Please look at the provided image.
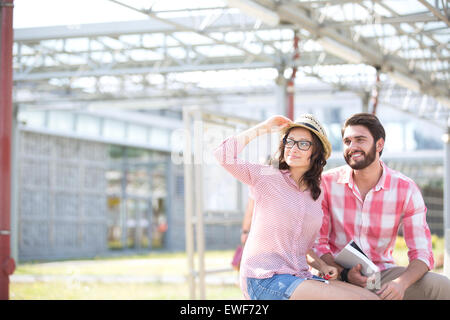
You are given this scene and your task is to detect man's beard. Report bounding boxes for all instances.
[344,143,377,170]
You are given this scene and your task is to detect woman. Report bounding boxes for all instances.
[214,114,379,300]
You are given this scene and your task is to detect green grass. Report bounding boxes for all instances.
[9,236,446,300]
[11,249,242,300]
[10,282,242,300]
[14,250,236,277]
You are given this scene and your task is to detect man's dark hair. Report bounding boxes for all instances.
[341,113,386,156]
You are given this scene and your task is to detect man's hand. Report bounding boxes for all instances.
[347,264,368,287]
[376,279,406,300]
[375,260,428,300]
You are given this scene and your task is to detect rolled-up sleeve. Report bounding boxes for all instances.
[213,136,262,188]
[402,183,434,270]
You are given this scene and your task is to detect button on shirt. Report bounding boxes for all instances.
[315,161,434,271]
[214,137,324,298]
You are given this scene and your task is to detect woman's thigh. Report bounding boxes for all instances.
[290,279,380,300]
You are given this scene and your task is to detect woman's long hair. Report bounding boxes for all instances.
[275,128,327,200]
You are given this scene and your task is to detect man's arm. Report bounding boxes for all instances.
[402,187,434,271]
[377,182,433,299]
[316,180,368,286]
[377,259,428,300]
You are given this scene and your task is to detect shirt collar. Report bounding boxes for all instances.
[338,160,391,191]
[377,161,391,190]
[280,169,305,192]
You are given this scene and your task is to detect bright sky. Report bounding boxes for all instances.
[13,0,226,28]
[14,0,146,28]
[13,0,430,29]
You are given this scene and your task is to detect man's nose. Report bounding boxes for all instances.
[344,144,358,154]
[346,140,358,149]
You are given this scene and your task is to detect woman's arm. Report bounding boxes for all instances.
[307,249,327,271]
[307,249,338,280]
[241,197,254,246]
[213,115,292,186]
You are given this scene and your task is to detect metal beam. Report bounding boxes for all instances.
[12,0,450,123]
[14,18,292,43]
[417,0,450,27]
[107,0,276,64]
[0,0,15,301]
[324,12,438,26]
[14,61,276,81]
[274,1,449,102]
[14,49,358,82]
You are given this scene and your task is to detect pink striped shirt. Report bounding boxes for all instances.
[315,161,434,271]
[214,136,324,298]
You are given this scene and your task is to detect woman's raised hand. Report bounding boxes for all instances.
[235,115,292,147]
[262,115,293,132]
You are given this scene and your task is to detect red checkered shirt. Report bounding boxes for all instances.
[315,161,434,271]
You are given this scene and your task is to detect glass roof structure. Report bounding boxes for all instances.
[12,0,450,126]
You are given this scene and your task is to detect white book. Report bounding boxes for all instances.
[334,240,380,277]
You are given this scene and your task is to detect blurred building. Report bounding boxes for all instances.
[13,95,445,262]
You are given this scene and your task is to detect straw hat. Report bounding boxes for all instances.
[281,114,332,160]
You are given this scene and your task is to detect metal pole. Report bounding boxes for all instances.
[148,163,153,250]
[361,92,370,113]
[443,122,450,278]
[275,73,288,117]
[286,79,295,120]
[164,162,172,249]
[120,147,128,249]
[0,0,15,300]
[371,68,381,115]
[287,31,299,121]
[10,103,18,264]
[193,109,205,299]
[183,107,196,299]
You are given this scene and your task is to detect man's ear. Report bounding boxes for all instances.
[376,138,385,153]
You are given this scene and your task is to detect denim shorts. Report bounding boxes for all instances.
[247,274,328,300]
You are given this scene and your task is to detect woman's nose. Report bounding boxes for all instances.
[291,143,305,153]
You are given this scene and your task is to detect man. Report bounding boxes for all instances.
[316,113,450,300]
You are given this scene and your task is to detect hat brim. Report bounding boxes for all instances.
[281,123,332,160]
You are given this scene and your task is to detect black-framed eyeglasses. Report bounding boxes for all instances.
[283,137,313,151]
